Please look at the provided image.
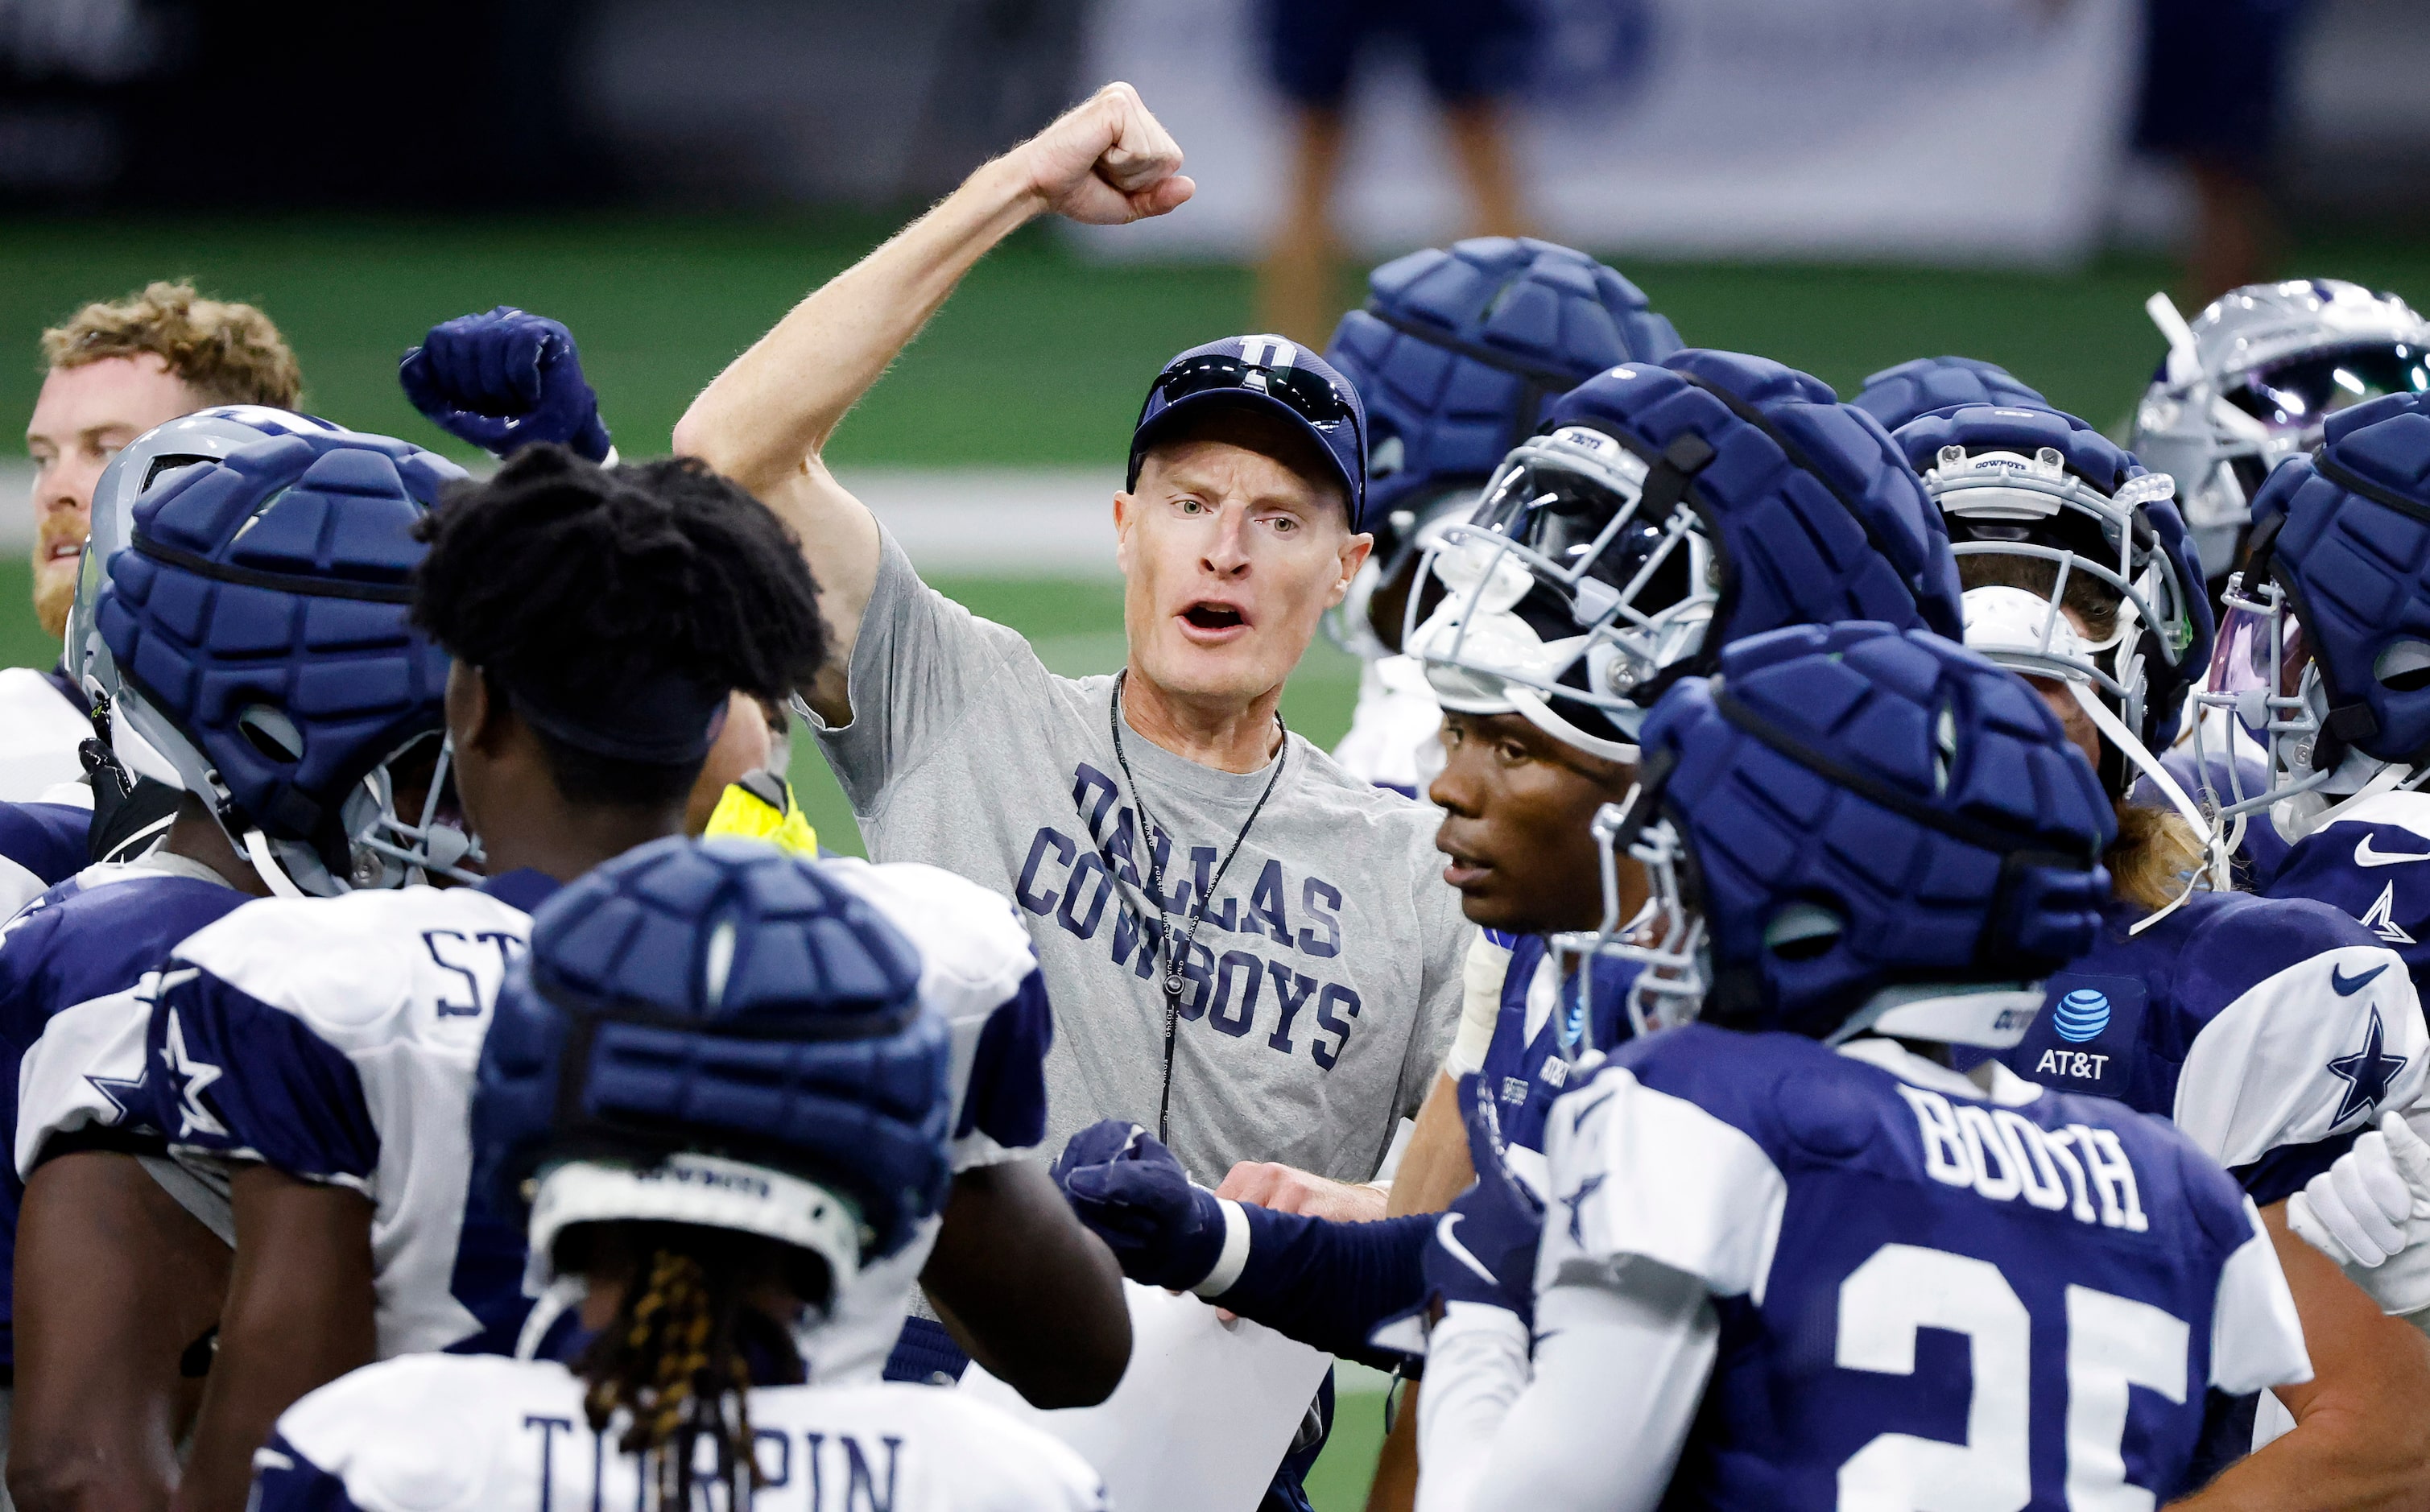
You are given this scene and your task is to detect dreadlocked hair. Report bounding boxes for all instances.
[571,1222,821,1508]
[411,446,827,807]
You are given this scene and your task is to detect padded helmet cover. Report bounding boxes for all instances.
[475,838,953,1259]
[1639,622,2114,1038]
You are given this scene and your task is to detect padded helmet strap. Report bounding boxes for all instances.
[129,530,419,604]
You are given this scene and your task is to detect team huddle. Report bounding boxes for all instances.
[7,80,2430,1512]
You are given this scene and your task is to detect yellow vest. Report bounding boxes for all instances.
[701,771,819,856]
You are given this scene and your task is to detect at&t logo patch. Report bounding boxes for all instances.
[2053,988,2110,1043]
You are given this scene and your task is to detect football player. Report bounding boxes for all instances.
[1414,623,2313,1512]
[1320,237,1681,797]
[148,445,1124,1512]
[1859,354,2286,886]
[2206,391,2430,980]
[1051,348,1964,1497]
[13,284,304,804]
[247,838,1104,1511]
[1870,386,2430,1488]
[398,306,814,853]
[3,412,469,1512]
[2135,279,2430,589]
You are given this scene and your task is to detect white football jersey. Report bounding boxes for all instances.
[0,667,89,805]
[1329,655,1443,799]
[786,859,1049,1382]
[256,1353,1105,1512]
[514,859,1055,1384]
[147,857,1049,1371]
[150,876,543,1358]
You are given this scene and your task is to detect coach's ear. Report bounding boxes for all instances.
[1113,490,1137,578]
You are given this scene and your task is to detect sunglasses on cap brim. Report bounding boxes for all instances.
[1150,354,1360,434]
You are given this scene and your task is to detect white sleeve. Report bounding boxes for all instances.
[1418,1265,1719,1512]
[1540,1068,1787,1300]
[1444,932,1515,1078]
[2210,1199,2314,1395]
[14,980,152,1177]
[2176,944,2428,1169]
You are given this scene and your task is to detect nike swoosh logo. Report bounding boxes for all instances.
[1436,1212,1498,1287]
[2355,835,2430,868]
[2334,962,2392,996]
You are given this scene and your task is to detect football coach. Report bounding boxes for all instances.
[676,83,1466,1232]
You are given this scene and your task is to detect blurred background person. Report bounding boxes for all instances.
[2135,0,2318,303]
[1253,0,1540,345]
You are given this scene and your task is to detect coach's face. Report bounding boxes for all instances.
[23,355,200,639]
[1114,437,1370,708]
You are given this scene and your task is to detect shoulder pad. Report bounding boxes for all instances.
[827,858,1036,1021]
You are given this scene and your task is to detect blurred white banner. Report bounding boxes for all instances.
[1074,0,2139,267]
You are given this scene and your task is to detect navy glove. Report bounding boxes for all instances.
[399,306,612,461]
[1421,1073,1547,1326]
[1052,1119,1229,1291]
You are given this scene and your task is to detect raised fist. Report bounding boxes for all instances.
[1017,82,1194,228]
[399,306,613,462]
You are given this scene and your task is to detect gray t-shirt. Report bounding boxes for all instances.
[817,527,1469,1184]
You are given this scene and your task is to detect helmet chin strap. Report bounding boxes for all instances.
[242,828,310,899]
[1502,684,1640,765]
[2062,681,2228,936]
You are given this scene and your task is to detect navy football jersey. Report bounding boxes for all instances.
[2001,891,2425,1204]
[1471,932,1638,1193]
[0,800,91,920]
[0,855,247,1368]
[2267,790,2430,991]
[1541,1027,2309,1511]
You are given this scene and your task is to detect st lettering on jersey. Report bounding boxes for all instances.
[2011,973,2148,1098]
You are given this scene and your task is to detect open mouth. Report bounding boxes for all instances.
[1183,602,1245,630]
[1436,836,1492,890]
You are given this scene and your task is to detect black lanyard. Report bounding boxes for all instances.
[1106,670,1288,1144]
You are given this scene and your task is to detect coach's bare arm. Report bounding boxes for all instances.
[673,82,1193,721]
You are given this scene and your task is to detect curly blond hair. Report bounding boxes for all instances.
[39,280,300,408]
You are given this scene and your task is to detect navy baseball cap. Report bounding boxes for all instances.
[1129,335,1370,532]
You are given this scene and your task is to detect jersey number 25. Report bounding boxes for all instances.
[1838,1242,2190,1511]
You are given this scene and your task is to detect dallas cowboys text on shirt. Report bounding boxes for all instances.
[1016,763,1365,1069]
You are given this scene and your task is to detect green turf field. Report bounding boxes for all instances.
[6,217,2428,469]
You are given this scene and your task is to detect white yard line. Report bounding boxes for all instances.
[0,463,1124,579]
